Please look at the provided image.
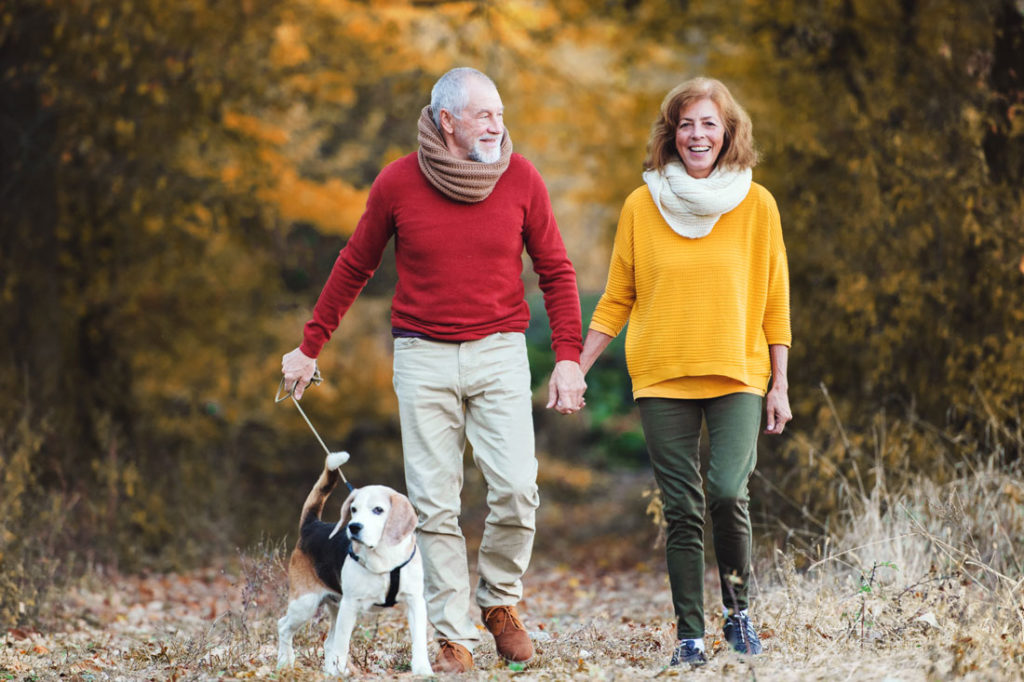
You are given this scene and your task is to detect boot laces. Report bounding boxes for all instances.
[485,605,524,634]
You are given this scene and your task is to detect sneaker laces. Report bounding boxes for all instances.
[485,605,524,634]
[727,613,758,643]
[670,639,705,665]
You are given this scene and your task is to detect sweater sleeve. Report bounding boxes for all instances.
[522,163,582,363]
[299,174,395,358]
[589,193,637,338]
[762,192,792,347]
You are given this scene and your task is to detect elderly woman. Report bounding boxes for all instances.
[580,77,792,666]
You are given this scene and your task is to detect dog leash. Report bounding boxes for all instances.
[276,369,354,493]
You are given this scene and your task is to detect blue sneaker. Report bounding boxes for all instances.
[723,612,762,654]
[670,639,707,666]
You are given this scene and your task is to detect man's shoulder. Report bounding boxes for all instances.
[370,153,421,195]
[376,151,420,184]
[508,152,534,168]
[507,153,543,180]
[494,153,547,199]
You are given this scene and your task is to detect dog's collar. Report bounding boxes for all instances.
[346,544,417,608]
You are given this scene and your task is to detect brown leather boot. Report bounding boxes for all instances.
[482,604,534,662]
[434,639,473,673]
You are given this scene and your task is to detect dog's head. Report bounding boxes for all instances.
[330,485,417,549]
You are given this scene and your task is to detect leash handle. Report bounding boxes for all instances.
[275,367,323,403]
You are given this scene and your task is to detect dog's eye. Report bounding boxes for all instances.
[350,507,357,514]
[372,506,384,515]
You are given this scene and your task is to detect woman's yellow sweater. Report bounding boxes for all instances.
[589,182,791,398]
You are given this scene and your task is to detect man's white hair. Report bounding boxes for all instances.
[430,67,497,130]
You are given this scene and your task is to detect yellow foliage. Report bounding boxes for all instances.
[286,72,356,106]
[222,110,290,146]
[381,144,406,166]
[271,22,310,67]
[220,161,241,185]
[501,0,560,32]
[260,166,368,235]
[6,0,1023,574]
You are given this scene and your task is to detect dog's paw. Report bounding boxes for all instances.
[276,648,295,669]
[411,662,433,675]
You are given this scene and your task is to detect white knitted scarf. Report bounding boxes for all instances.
[642,162,752,239]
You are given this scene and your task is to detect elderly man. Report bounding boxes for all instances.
[281,67,585,673]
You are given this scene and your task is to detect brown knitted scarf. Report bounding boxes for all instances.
[416,105,512,203]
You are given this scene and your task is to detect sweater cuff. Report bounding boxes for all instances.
[554,345,581,364]
[588,320,623,338]
[764,331,792,347]
[299,340,323,360]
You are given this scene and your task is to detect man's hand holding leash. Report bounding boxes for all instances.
[282,347,318,400]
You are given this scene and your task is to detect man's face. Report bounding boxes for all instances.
[443,78,504,163]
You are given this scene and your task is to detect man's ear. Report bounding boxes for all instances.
[439,109,456,135]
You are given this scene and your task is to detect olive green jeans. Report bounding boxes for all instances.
[638,393,761,640]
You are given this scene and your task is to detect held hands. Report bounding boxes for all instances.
[282,347,318,400]
[764,384,792,434]
[546,360,587,415]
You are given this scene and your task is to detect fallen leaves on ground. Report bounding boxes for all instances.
[0,552,991,681]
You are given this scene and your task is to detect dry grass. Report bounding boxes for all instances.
[4,402,1024,681]
[4,457,1023,681]
[755,455,1024,681]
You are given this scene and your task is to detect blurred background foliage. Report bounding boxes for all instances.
[1,0,1022,626]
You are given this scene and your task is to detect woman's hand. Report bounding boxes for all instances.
[764,384,792,434]
[764,344,791,434]
[546,360,587,414]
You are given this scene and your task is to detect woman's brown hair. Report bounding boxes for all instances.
[644,77,758,173]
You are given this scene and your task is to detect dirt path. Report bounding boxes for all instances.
[1,554,966,681]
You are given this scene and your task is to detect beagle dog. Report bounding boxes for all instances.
[276,452,431,676]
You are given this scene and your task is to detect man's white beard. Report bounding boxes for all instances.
[469,142,501,164]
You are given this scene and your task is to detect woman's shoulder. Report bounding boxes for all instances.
[747,181,777,204]
[623,184,655,209]
[736,181,780,219]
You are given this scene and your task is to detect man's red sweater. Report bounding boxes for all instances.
[300,152,582,363]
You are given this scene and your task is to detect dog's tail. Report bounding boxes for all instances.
[298,451,351,532]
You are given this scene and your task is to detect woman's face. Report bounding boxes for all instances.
[674,98,725,179]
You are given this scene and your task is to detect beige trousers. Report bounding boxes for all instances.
[392,332,539,650]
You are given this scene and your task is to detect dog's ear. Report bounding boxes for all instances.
[329,488,357,540]
[381,492,418,546]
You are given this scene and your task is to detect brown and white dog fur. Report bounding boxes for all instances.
[276,452,431,675]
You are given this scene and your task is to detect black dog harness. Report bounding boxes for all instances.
[347,545,418,608]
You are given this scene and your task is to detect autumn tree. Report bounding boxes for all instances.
[3,0,1022,621]
[0,1,299,617]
